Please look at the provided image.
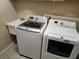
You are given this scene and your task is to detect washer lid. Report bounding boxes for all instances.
[20,21,45,29]
[16,15,47,33]
[17,20,45,33]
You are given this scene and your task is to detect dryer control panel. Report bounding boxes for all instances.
[49,19,76,29]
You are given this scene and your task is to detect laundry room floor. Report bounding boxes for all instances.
[0,42,29,59]
[0,42,79,59]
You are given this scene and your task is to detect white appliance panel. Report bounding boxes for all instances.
[16,29,42,59]
[42,34,79,59]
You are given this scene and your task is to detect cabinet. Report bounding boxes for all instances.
[6,19,27,43]
[6,19,26,35]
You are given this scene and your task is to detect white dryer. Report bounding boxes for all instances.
[42,19,79,59]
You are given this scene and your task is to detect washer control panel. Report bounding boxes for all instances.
[27,15,47,23]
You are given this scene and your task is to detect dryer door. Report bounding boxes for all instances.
[45,33,76,58]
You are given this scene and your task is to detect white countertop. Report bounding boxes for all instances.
[6,19,27,27]
[6,19,27,35]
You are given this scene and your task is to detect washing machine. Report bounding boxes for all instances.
[42,19,79,59]
[16,15,47,59]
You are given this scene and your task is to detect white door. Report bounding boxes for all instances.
[42,33,78,59]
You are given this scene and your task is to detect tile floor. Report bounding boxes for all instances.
[0,42,79,59]
[0,43,29,59]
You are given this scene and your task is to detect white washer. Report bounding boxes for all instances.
[42,19,79,59]
[16,15,47,59]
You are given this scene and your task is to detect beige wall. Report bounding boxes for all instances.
[15,0,79,18]
[0,0,16,53]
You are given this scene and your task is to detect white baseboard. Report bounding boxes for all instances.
[0,42,13,57]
